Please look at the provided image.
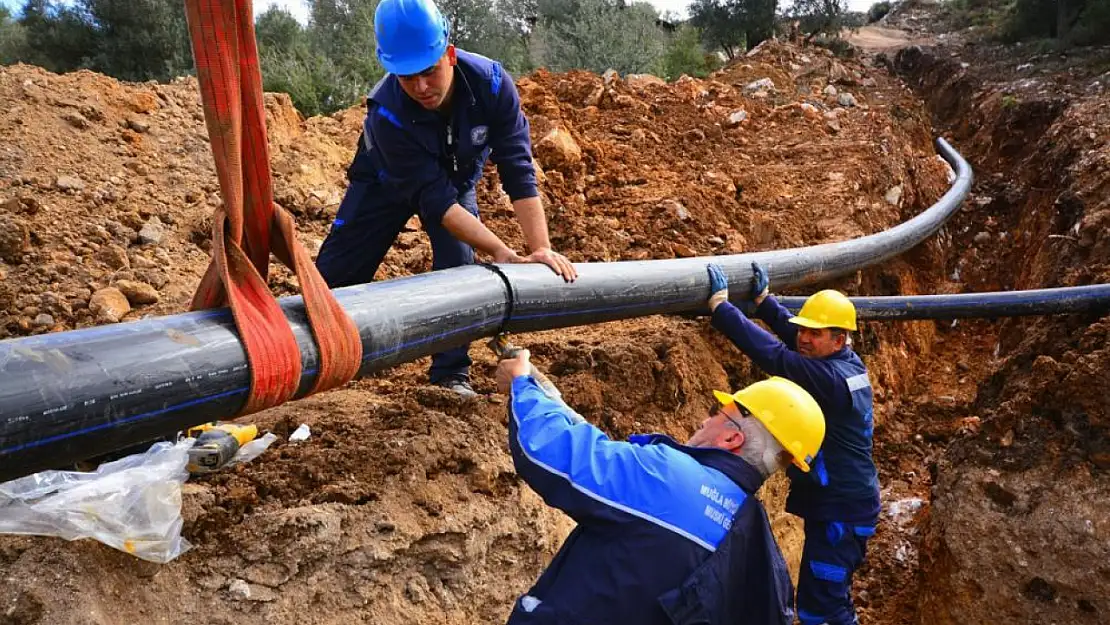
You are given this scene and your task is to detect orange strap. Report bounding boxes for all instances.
[184,0,362,415]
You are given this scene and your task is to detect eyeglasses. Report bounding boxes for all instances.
[710,401,752,431]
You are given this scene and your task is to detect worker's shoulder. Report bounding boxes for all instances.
[455,49,511,96]
[455,48,503,77]
[365,76,408,128]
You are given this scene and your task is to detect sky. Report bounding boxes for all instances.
[4,0,878,22]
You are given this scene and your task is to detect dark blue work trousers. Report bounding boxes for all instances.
[315,182,478,384]
[797,519,874,625]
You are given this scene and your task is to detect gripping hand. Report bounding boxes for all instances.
[707,264,729,312]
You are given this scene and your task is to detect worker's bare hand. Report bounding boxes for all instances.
[496,350,531,394]
[524,248,578,283]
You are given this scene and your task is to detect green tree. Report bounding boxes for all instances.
[786,0,848,41]
[663,23,714,80]
[0,6,30,65]
[256,5,366,116]
[866,1,891,22]
[81,0,193,81]
[19,0,96,72]
[688,0,776,57]
[531,0,667,74]
[1005,0,1110,44]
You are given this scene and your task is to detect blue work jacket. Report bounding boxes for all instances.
[346,49,538,225]
[712,298,881,524]
[506,375,795,625]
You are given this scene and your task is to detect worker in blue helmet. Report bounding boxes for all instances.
[315,0,578,397]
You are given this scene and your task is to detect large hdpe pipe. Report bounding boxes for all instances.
[0,137,976,481]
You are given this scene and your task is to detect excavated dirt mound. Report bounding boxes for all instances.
[0,39,957,624]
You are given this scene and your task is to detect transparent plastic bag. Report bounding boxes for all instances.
[0,439,193,563]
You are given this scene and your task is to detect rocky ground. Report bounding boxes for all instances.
[1,8,1107,623]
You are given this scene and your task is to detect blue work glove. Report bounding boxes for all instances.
[750,261,770,301]
[707,264,729,311]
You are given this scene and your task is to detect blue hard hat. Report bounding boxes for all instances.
[375,0,450,76]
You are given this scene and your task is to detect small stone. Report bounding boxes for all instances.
[115,280,160,306]
[535,127,582,171]
[98,244,131,270]
[90,287,131,323]
[33,313,54,327]
[134,269,169,290]
[672,243,697,258]
[885,185,903,206]
[708,236,725,246]
[62,112,90,129]
[744,78,776,94]
[725,109,748,128]
[228,579,251,600]
[684,128,706,142]
[661,200,690,221]
[55,175,86,192]
[837,93,858,108]
[626,73,665,89]
[138,217,167,246]
[126,118,150,133]
[602,68,620,87]
[824,84,838,97]
[973,231,990,244]
[0,215,30,263]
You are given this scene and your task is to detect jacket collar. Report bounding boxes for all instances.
[629,434,767,495]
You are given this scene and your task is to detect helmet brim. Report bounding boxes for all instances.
[377,43,448,77]
[788,315,856,331]
[712,390,735,406]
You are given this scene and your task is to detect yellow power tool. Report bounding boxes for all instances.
[185,422,258,474]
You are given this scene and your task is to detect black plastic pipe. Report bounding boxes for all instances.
[776,284,1110,320]
[0,137,977,481]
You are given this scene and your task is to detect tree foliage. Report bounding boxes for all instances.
[1,0,706,115]
[0,6,29,65]
[784,0,848,41]
[1005,0,1110,45]
[530,0,668,74]
[662,23,717,80]
[867,1,891,22]
[688,0,777,58]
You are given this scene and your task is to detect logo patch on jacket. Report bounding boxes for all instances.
[471,125,489,146]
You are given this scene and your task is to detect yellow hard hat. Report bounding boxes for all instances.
[712,377,825,472]
[789,289,857,331]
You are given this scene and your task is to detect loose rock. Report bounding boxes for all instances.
[89,287,131,323]
[55,175,86,192]
[535,128,581,171]
[115,280,160,306]
[138,217,167,246]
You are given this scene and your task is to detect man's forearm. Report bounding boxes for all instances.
[441,204,515,261]
[512,195,552,252]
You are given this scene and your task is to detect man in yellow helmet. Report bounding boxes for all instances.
[705,262,880,625]
[495,350,825,625]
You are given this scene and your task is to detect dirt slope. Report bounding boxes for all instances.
[887,26,1110,625]
[0,40,954,625]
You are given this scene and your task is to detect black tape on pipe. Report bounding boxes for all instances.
[0,138,972,482]
[776,284,1110,320]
